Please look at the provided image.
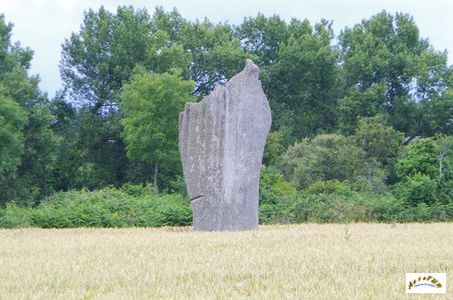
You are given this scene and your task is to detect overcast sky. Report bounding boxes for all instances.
[1,0,452,97]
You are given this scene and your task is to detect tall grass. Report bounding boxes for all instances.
[0,223,451,299]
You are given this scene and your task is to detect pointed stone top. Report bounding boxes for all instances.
[244,59,259,78]
[227,60,260,89]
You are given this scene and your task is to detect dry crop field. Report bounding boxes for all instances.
[0,223,451,299]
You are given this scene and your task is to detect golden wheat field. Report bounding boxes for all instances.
[0,223,451,299]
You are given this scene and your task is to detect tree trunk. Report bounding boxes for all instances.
[153,162,159,194]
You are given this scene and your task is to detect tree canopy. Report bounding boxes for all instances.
[121,69,194,191]
[0,8,451,223]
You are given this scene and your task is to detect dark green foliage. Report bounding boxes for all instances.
[395,137,439,178]
[354,115,404,166]
[393,174,438,206]
[337,11,452,136]
[60,6,154,109]
[178,19,253,96]
[292,181,372,223]
[290,180,450,223]
[0,14,59,206]
[58,6,157,192]
[279,134,367,189]
[0,203,33,228]
[259,166,296,224]
[236,14,289,66]
[263,128,294,166]
[1,180,449,228]
[265,20,339,139]
[392,136,452,210]
[0,186,192,228]
[0,9,451,225]
[0,88,27,173]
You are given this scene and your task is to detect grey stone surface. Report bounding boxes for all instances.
[179,59,271,231]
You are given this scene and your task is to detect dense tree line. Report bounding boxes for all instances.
[0,7,451,223]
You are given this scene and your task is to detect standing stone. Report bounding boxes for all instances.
[179,59,271,231]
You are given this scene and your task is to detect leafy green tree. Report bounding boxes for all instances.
[59,6,249,191]
[354,115,404,166]
[149,8,253,96]
[121,69,194,192]
[279,134,366,189]
[48,98,80,191]
[395,137,439,179]
[338,11,452,136]
[413,49,452,136]
[0,88,27,173]
[60,6,154,110]
[147,8,192,77]
[59,6,179,190]
[393,136,452,207]
[151,7,186,45]
[437,137,453,183]
[0,15,58,206]
[236,14,289,66]
[393,173,438,206]
[178,19,253,96]
[17,96,59,203]
[265,20,339,140]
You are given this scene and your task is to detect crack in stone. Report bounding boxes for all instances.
[190,195,204,202]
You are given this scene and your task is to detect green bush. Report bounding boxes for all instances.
[395,138,439,179]
[391,201,453,222]
[1,178,450,228]
[365,195,405,222]
[0,203,33,228]
[354,115,404,165]
[279,134,370,189]
[429,201,453,221]
[259,166,296,224]
[0,186,192,228]
[292,180,370,223]
[392,173,438,206]
[121,183,154,197]
[290,180,419,223]
[135,194,192,227]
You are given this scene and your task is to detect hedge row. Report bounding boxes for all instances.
[0,181,451,228]
[0,185,191,228]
